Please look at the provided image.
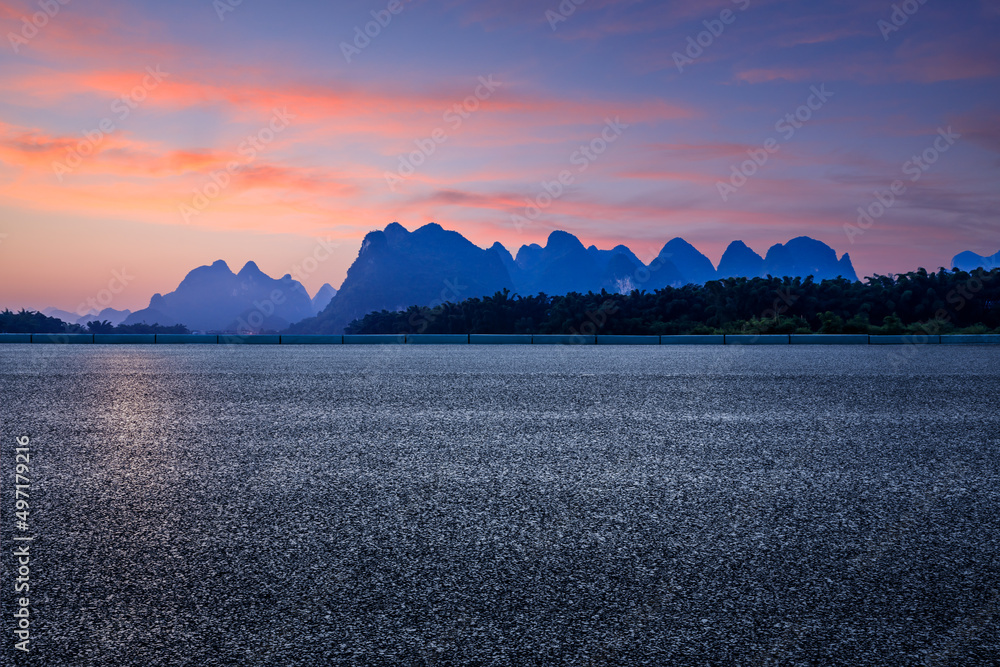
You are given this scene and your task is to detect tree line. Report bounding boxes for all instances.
[0,310,190,334]
[346,268,1000,336]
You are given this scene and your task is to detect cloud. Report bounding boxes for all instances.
[733,20,1000,85]
[951,109,1000,155]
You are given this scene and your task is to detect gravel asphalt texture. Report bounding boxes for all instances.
[1,345,999,666]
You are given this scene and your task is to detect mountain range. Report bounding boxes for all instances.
[63,225,993,335]
[289,223,514,335]
[42,307,132,327]
[291,223,860,334]
[122,261,334,332]
[952,249,1000,272]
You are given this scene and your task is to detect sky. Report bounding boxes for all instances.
[0,0,998,313]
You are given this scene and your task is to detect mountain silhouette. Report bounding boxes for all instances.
[582,244,650,292]
[588,244,643,271]
[124,260,314,332]
[42,307,132,327]
[289,222,514,334]
[287,225,866,332]
[512,231,602,296]
[600,252,643,293]
[657,238,717,285]
[491,242,518,277]
[762,237,858,281]
[310,283,337,314]
[114,225,866,335]
[952,249,1000,272]
[90,307,132,326]
[717,241,765,279]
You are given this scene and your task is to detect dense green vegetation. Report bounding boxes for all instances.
[0,310,190,334]
[82,321,191,334]
[346,268,1000,336]
[0,309,70,333]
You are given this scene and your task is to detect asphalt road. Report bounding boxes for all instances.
[1,346,998,665]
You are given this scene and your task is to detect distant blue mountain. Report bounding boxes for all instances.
[600,252,644,293]
[657,238,718,285]
[124,260,314,332]
[588,244,643,271]
[763,237,858,282]
[40,307,81,324]
[952,249,1000,272]
[310,283,337,314]
[717,241,764,279]
[715,237,856,281]
[512,231,602,296]
[289,222,514,334]
[587,244,678,292]
[491,242,518,277]
[115,224,864,334]
[42,307,132,326]
[285,225,866,332]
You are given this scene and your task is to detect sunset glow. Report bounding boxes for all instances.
[1,0,998,311]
